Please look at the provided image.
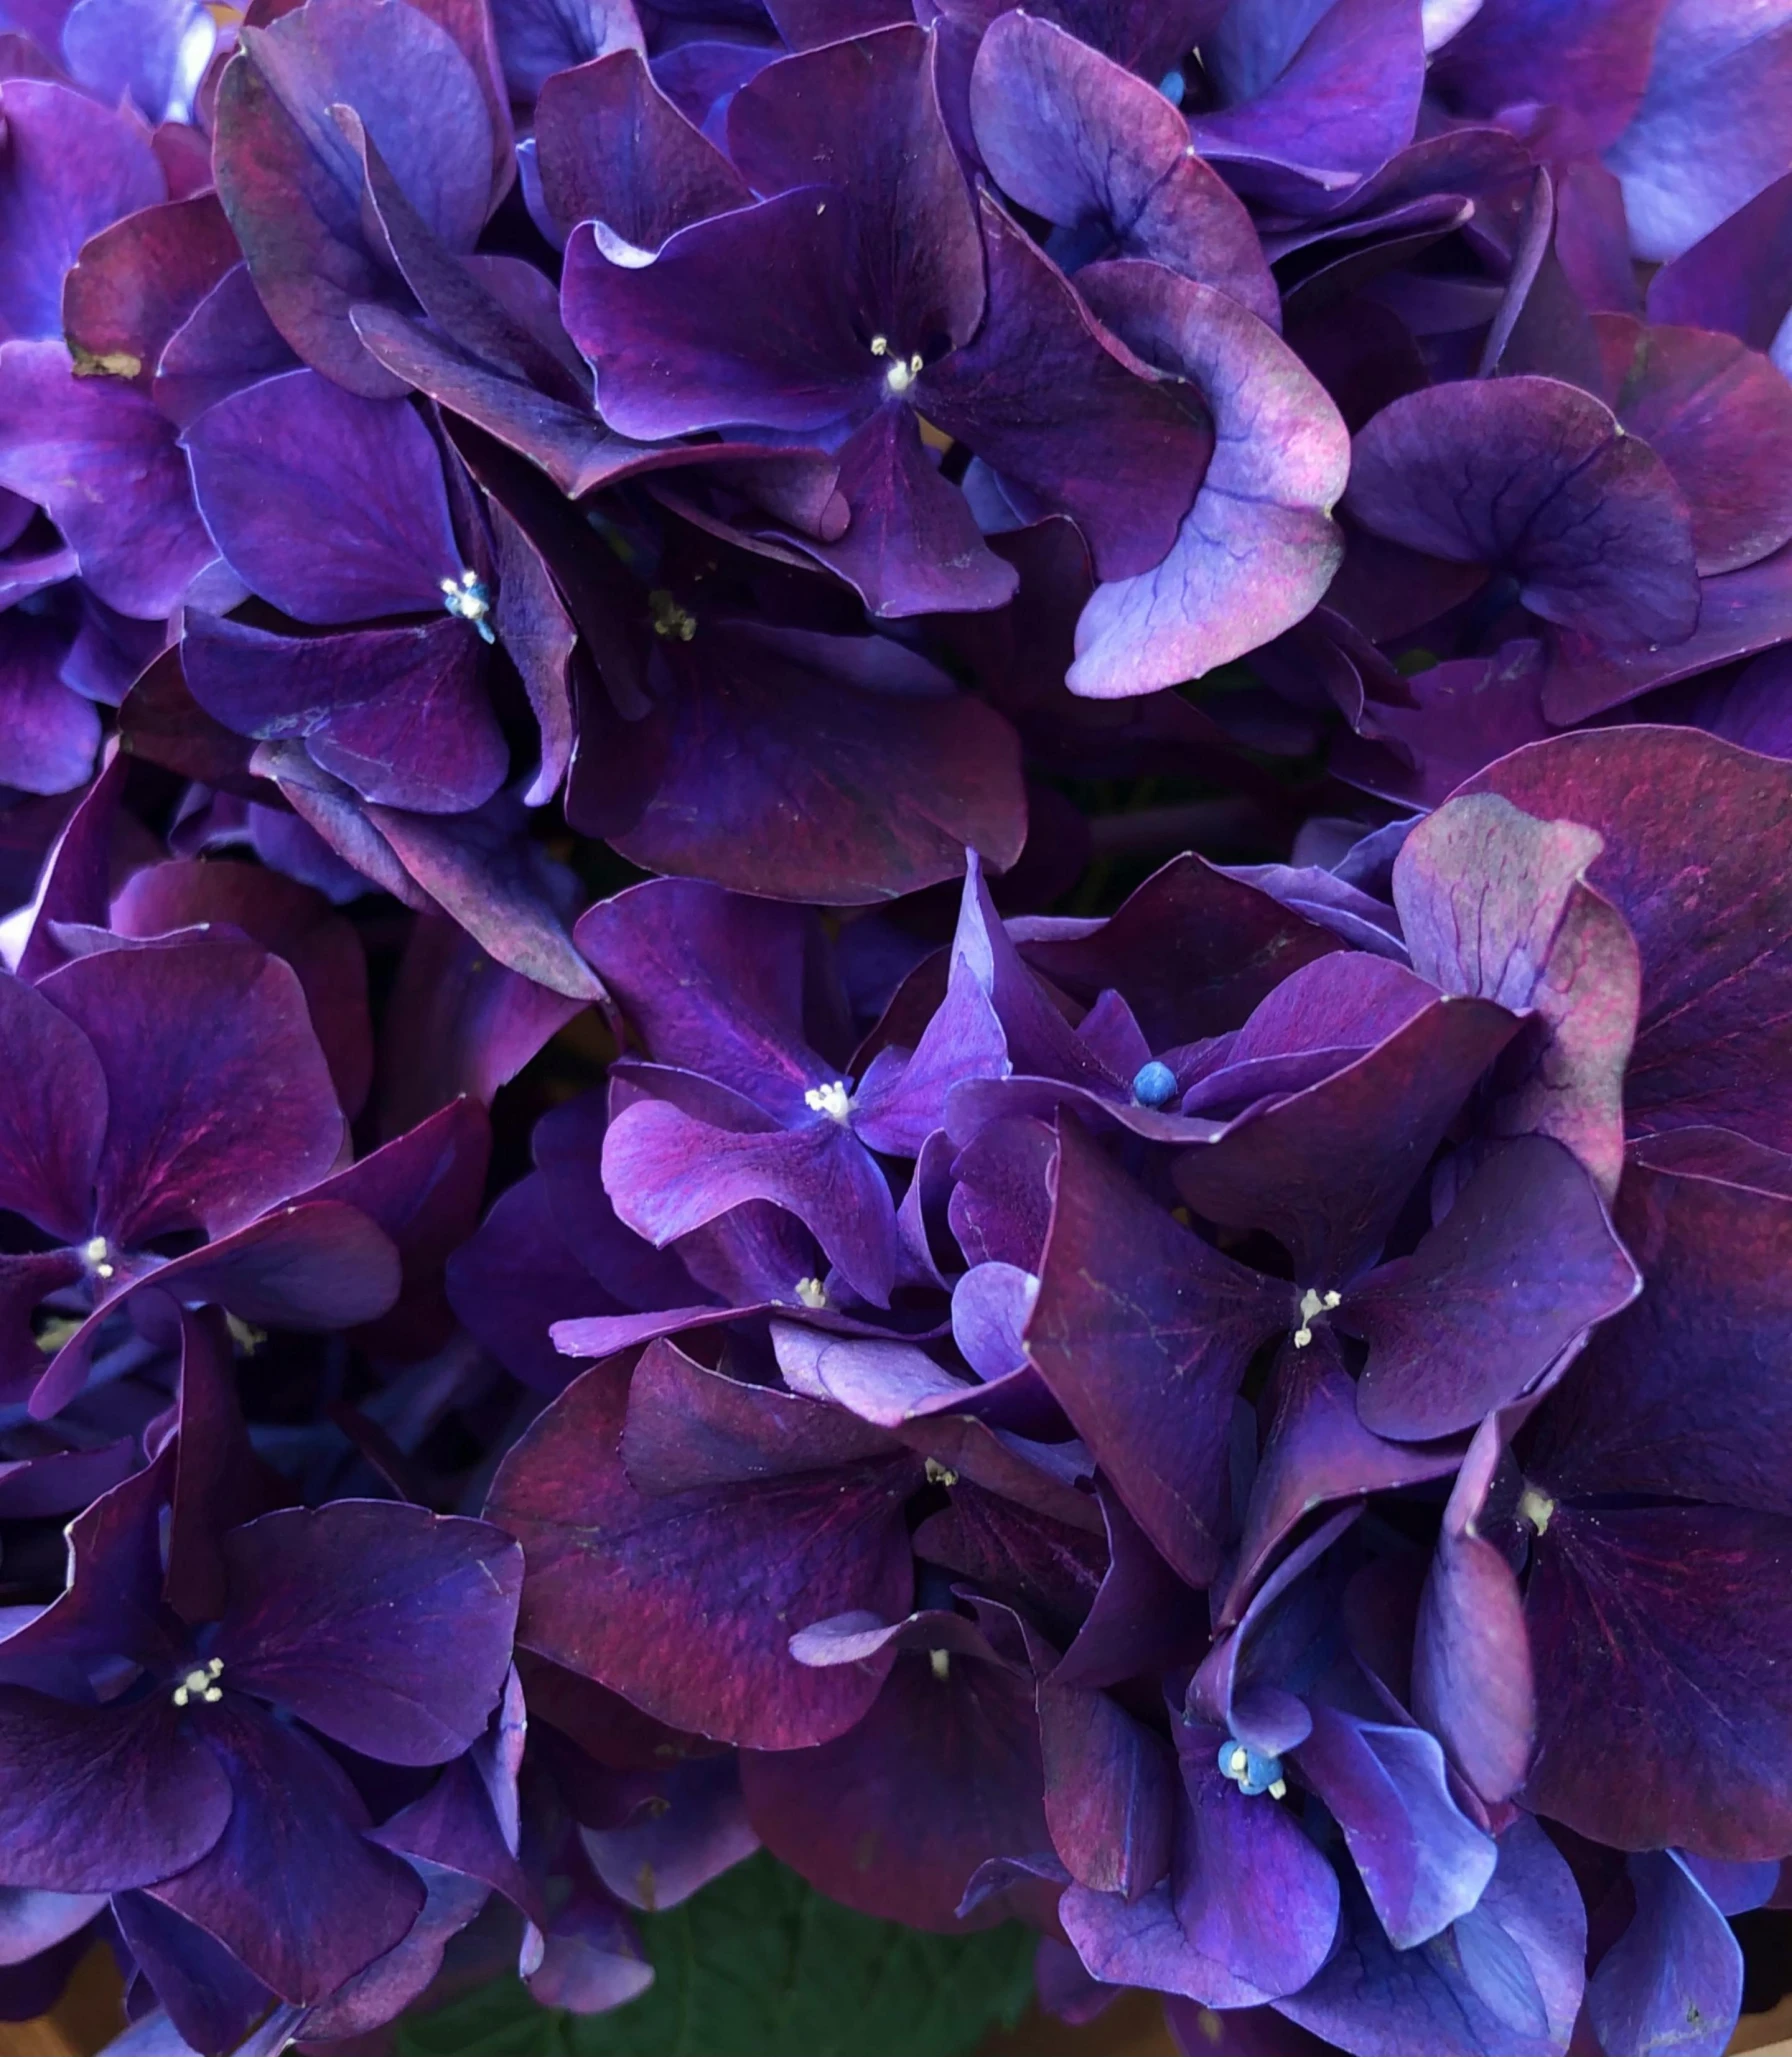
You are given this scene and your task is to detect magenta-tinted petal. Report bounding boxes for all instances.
[1295,1704,1496,1951]
[485,1354,918,1748]
[1462,729,1792,1151]
[1427,0,1663,156]
[1026,1119,1285,1588]
[1065,262,1349,696]
[182,368,464,625]
[563,189,872,437]
[922,203,1209,584]
[149,1702,424,2004]
[0,971,105,1243]
[0,78,163,344]
[1523,1502,1792,1859]
[213,1501,520,1766]
[535,48,745,249]
[603,1099,898,1307]
[1597,315,1792,576]
[1172,994,1522,1284]
[743,1645,1048,1932]
[1346,377,1701,646]
[1349,1138,1638,1441]
[1413,1420,1536,1807]
[969,15,1276,324]
[0,339,212,617]
[1040,1679,1175,1901]
[37,936,343,1244]
[61,194,239,389]
[1587,1851,1741,2057]
[1647,168,1792,365]
[1276,1814,1584,2057]
[1524,1160,1792,1514]
[1393,791,1640,1198]
[0,1691,232,1892]
[136,1200,402,1331]
[1607,0,1792,262]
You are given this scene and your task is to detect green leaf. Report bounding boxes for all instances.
[396,1854,1038,2057]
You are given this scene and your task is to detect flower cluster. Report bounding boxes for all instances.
[2,0,1792,2048]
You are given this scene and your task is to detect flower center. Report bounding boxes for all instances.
[803,1080,854,1124]
[869,335,924,397]
[440,569,495,644]
[1518,1485,1555,1536]
[649,589,697,641]
[1292,1287,1341,1349]
[172,1658,223,1707]
[82,1235,115,1282]
[794,1277,829,1311]
[1131,1060,1178,1109]
[1217,1737,1286,1800]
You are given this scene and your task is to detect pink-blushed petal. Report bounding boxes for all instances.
[181,367,464,625]
[1346,376,1701,647]
[0,78,163,344]
[213,1501,521,1766]
[1066,261,1350,697]
[0,339,213,617]
[36,935,344,1245]
[60,193,239,387]
[484,1351,920,1749]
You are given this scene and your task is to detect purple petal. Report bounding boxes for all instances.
[1524,1159,1792,1514]
[113,1890,274,2057]
[1606,0,1792,262]
[1413,1419,1537,1807]
[580,1754,758,1912]
[742,1645,1048,1931]
[212,1501,520,1766]
[1587,1851,1741,2057]
[153,261,302,430]
[290,1858,492,2043]
[921,202,1212,584]
[1171,991,1522,1284]
[602,1098,899,1306]
[1026,1118,1285,1587]
[947,1112,1058,1272]
[1040,1678,1176,1900]
[182,367,464,625]
[1462,729,1792,1151]
[1427,0,1660,157]
[37,936,344,1244]
[1393,791,1640,1198]
[0,970,105,1243]
[490,0,641,102]
[969,13,1277,325]
[535,48,746,248]
[484,1353,918,1748]
[1276,1814,1584,2057]
[1346,376,1701,646]
[0,1691,232,1892]
[1295,1703,1496,1951]
[149,1703,425,2003]
[563,188,874,437]
[1647,168,1792,366]
[1065,261,1350,696]
[1523,1501,1792,1858]
[1349,1137,1638,1441]
[0,78,163,344]
[0,339,213,617]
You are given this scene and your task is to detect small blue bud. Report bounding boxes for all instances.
[1132,1060,1178,1108]
[1216,1738,1285,1797]
[1158,69,1185,105]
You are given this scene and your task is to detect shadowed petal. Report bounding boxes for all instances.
[1587,1851,1741,2057]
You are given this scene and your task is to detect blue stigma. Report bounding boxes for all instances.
[1132,1059,1179,1108]
[1158,69,1185,105]
[1216,1738,1284,1797]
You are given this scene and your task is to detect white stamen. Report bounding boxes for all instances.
[649,588,696,641]
[804,1080,853,1124]
[795,1277,828,1311]
[869,335,889,356]
[1267,1778,1287,1801]
[883,352,924,397]
[1292,1286,1341,1348]
[929,1649,951,1681]
[924,1458,959,1487]
[83,1237,108,1264]
[1518,1486,1555,1537]
[1228,1746,1248,1775]
[172,1658,224,1707]
[441,569,496,644]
